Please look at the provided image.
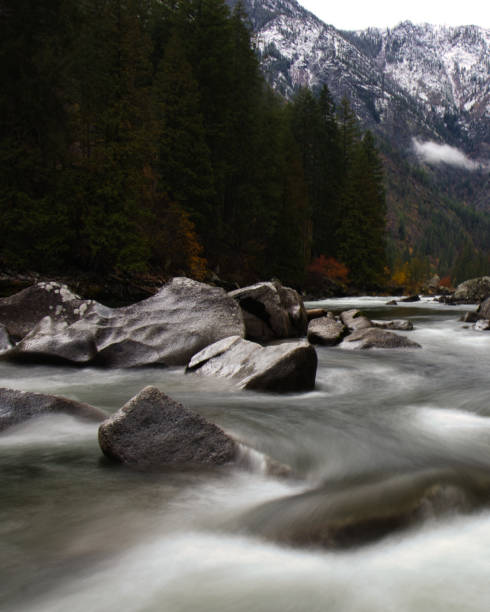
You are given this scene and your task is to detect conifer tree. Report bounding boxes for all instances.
[154,31,214,242]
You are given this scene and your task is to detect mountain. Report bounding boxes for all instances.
[228,0,489,157]
[227,0,490,280]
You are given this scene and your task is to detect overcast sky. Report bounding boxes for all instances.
[298,1,490,30]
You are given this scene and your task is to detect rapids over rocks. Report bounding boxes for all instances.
[1,296,490,612]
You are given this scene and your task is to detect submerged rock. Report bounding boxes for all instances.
[237,468,490,549]
[5,278,244,367]
[371,319,414,331]
[187,336,317,392]
[98,386,238,469]
[0,387,107,432]
[229,281,307,342]
[307,316,346,346]
[400,295,421,303]
[342,328,421,349]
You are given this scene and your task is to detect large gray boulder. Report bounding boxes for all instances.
[237,468,490,549]
[98,386,238,469]
[342,328,421,349]
[0,387,108,432]
[5,278,245,367]
[307,316,346,346]
[0,281,93,341]
[453,277,490,303]
[187,336,317,392]
[229,281,307,342]
[340,309,372,332]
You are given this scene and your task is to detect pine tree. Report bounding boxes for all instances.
[154,31,214,241]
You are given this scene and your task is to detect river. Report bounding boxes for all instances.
[1,296,489,612]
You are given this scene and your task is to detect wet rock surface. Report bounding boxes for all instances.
[5,278,245,367]
[342,327,421,349]
[340,309,372,332]
[98,386,238,469]
[307,316,347,346]
[0,387,107,432]
[229,282,307,342]
[187,336,317,392]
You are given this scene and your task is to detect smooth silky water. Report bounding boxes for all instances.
[1,297,490,611]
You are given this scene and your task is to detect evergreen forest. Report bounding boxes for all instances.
[0,0,391,292]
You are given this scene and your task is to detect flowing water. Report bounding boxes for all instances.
[1,297,490,611]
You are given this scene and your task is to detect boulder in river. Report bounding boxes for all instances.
[453,277,490,303]
[187,336,317,392]
[340,309,372,332]
[342,328,421,350]
[228,281,307,342]
[307,316,347,346]
[0,387,108,432]
[5,278,245,367]
[0,281,94,341]
[98,386,238,469]
[400,295,421,303]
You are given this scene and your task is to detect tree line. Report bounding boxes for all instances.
[0,0,388,291]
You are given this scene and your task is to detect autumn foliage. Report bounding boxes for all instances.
[306,255,349,290]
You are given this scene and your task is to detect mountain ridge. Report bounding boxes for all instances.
[227,0,490,280]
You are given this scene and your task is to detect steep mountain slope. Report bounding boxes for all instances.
[227,0,490,279]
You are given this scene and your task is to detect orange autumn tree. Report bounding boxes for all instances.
[306,255,349,291]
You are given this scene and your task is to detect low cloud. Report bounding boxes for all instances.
[412,138,480,170]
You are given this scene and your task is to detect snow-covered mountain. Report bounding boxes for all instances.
[228,0,489,159]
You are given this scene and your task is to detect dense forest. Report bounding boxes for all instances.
[0,0,391,292]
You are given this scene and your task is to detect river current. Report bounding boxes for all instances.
[1,297,489,611]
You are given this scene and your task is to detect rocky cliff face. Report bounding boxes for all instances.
[228,0,489,160]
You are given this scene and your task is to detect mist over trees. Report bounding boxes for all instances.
[1,0,390,291]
